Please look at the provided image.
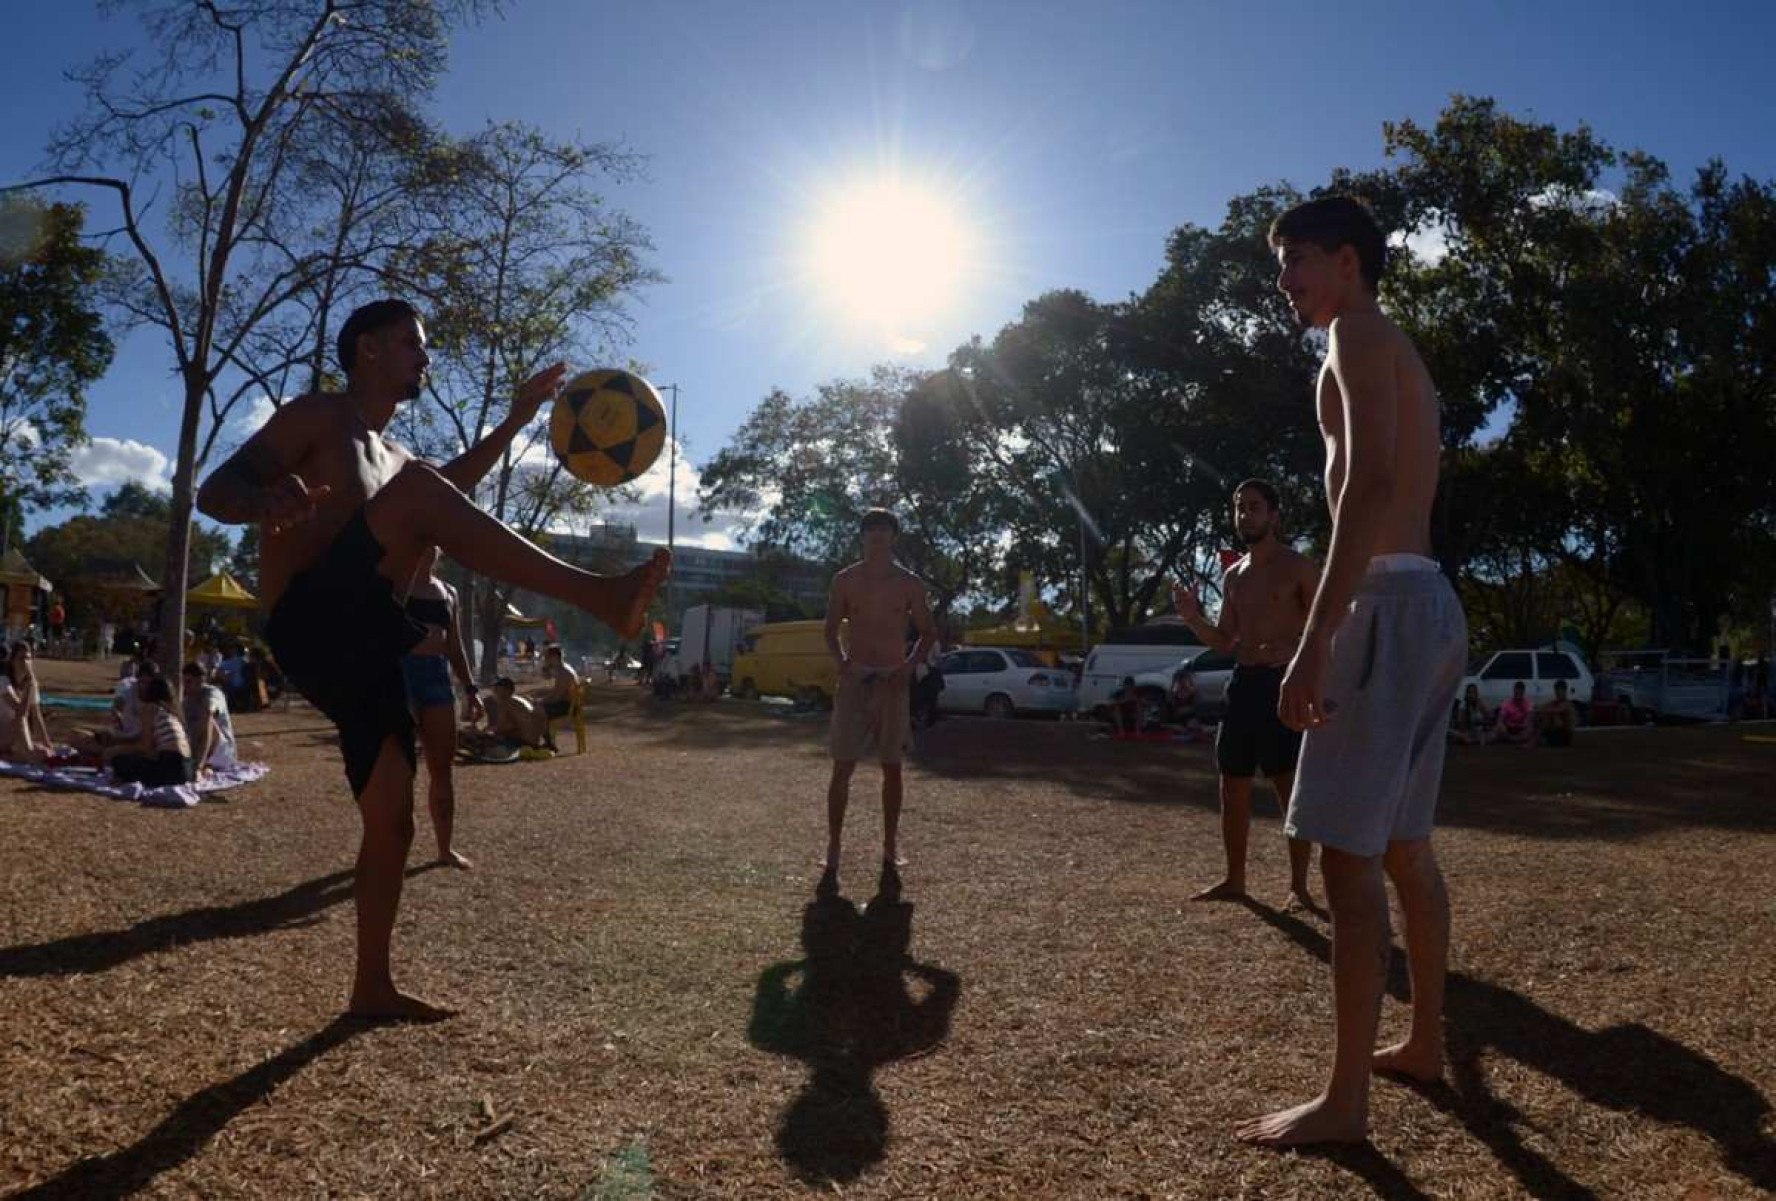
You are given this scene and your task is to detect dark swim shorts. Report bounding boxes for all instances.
[266,510,426,797]
[1215,663,1303,779]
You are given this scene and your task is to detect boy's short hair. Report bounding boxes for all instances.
[859,508,900,535]
[138,677,173,705]
[544,643,562,659]
[1233,478,1281,512]
[337,298,421,373]
[493,676,516,691]
[181,662,203,678]
[1268,195,1388,291]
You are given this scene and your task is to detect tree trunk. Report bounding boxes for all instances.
[158,372,208,695]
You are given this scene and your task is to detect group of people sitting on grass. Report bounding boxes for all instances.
[191,639,284,713]
[458,643,580,757]
[1448,679,1577,747]
[64,657,243,786]
[1105,666,1212,743]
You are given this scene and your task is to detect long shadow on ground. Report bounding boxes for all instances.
[747,893,962,1186]
[11,1018,365,1199]
[0,864,439,979]
[1244,900,1776,1197]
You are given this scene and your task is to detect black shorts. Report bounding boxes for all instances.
[1215,664,1302,779]
[265,510,426,798]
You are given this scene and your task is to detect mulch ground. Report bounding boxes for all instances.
[2,661,1772,1199]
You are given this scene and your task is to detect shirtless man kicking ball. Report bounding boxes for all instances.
[1238,197,1467,1146]
[198,298,668,1021]
[820,509,936,901]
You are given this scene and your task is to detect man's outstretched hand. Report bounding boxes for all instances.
[512,362,570,425]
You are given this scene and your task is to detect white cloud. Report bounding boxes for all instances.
[1390,213,1453,266]
[1530,185,1618,216]
[69,437,171,490]
[559,438,759,551]
[235,394,280,436]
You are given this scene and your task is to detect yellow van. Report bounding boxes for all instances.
[732,619,839,707]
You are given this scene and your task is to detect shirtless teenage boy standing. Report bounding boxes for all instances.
[820,509,936,900]
[1237,197,1467,1145]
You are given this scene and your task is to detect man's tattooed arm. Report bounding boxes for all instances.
[196,439,286,525]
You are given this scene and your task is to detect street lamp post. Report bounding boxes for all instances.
[659,381,680,623]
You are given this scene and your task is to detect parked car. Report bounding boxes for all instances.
[1129,648,1237,726]
[1462,646,1595,714]
[936,647,1077,718]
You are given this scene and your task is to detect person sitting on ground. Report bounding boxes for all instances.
[484,677,553,750]
[8,641,54,753]
[1495,680,1536,747]
[1536,679,1578,747]
[250,645,286,705]
[105,675,194,787]
[1448,681,1493,745]
[0,677,48,761]
[89,659,154,748]
[1169,664,1209,742]
[532,643,579,722]
[181,661,240,775]
[1110,675,1144,736]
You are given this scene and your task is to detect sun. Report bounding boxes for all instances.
[804,177,975,341]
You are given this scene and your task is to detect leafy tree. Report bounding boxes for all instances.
[25,499,231,632]
[0,195,113,547]
[387,121,659,677]
[10,0,491,677]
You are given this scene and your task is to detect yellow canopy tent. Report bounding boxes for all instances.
[964,620,1085,663]
[187,570,259,610]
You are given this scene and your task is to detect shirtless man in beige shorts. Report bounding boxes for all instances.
[820,509,936,900]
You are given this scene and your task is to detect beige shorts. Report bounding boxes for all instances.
[829,672,911,764]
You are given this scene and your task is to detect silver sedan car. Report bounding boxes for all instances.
[936,647,1077,719]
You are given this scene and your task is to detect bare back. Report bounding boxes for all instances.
[828,561,930,669]
[1317,313,1440,555]
[252,393,416,606]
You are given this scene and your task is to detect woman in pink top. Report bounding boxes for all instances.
[1495,680,1535,746]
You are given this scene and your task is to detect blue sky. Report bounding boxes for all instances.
[5,0,1775,549]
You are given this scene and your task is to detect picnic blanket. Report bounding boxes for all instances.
[0,759,270,809]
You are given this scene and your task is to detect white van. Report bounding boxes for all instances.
[1077,622,1206,717]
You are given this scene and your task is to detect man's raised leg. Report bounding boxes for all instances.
[1374,838,1447,1083]
[366,462,667,639]
[1237,847,1386,1145]
[1194,775,1252,900]
[349,736,453,1021]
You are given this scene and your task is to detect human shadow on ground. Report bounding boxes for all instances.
[747,892,962,1186]
[1244,900,1776,1198]
[0,863,439,979]
[11,1017,365,1199]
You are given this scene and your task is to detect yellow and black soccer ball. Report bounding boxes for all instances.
[549,369,667,487]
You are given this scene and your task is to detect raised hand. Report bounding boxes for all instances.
[511,362,570,424]
[1172,579,1204,622]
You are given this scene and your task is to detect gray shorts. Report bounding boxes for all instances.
[1285,561,1467,857]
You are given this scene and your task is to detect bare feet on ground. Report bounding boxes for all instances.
[1235,1093,1367,1147]
[599,549,671,639]
[1373,1039,1444,1084]
[1283,887,1328,918]
[438,849,473,871]
[346,988,457,1024]
[1192,879,1247,902]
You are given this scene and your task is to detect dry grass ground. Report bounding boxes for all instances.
[2,660,1772,1199]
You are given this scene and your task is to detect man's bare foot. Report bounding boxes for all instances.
[601,549,671,639]
[438,849,473,871]
[1192,879,1248,902]
[346,989,457,1024]
[1373,1039,1443,1084]
[1283,887,1327,918]
[815,865,840,899]
[1235,1093,1367,1146]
